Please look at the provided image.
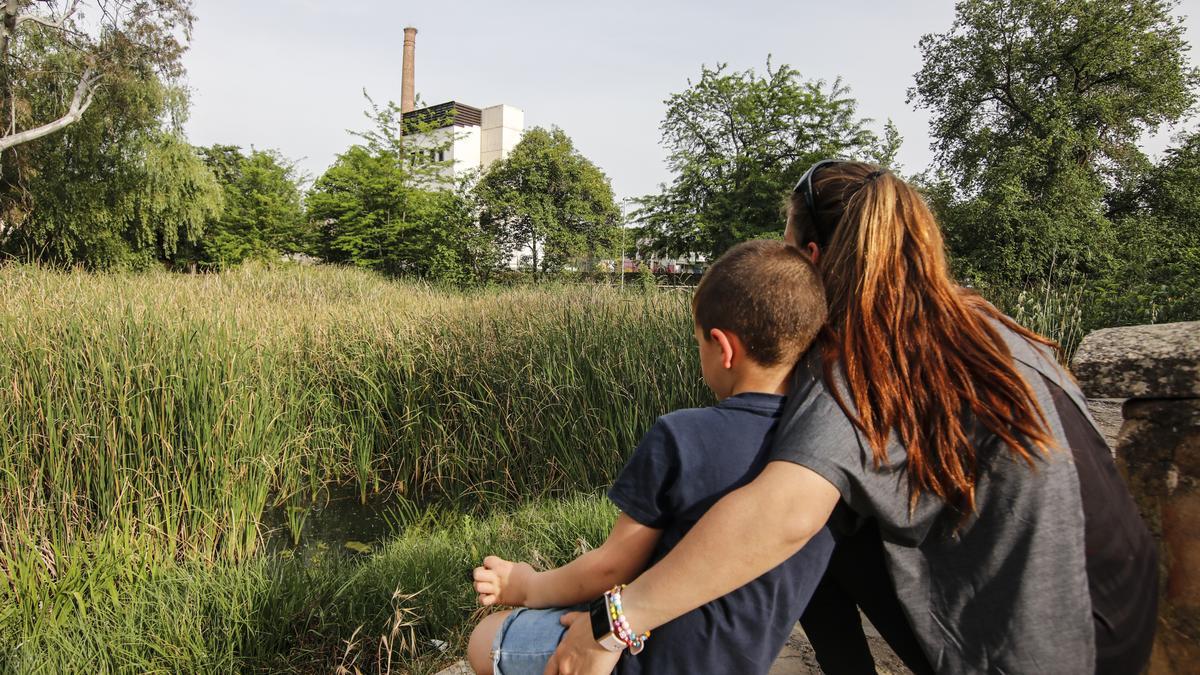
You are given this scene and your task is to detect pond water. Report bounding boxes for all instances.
[261,487,401,558]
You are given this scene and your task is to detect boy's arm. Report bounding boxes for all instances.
[473,513,660,609]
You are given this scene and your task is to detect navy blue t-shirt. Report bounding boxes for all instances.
[607,392,835,675]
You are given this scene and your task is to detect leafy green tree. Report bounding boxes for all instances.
[1,128,221,269]
[1100,129,1200,323]
[911,0,1199,285]
[475,126,620,279]
[307,95,491,282]
[634,60,883,259]
[308,145,405,270]
[0,1,208,269]
[0,44,221,270]
[130,133,223,266]
[0,1,194,156]
[188,145,307,269]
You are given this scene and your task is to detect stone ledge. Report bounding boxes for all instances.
[1071,321,1200,399]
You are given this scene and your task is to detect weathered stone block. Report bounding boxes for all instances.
[1114,399,1200,675]
[1072,321,1200,399]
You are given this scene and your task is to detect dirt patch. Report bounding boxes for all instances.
[769,622,913,675]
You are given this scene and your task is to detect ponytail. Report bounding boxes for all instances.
[790,162,1055,514]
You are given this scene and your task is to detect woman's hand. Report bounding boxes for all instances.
[473,555,535,607]
[543,611,621,675]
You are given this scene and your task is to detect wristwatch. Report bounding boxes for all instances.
[589,596,627,653]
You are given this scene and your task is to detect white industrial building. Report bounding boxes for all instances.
[398,26,528,268]
[398,27,523,182]
[402,101,524,180]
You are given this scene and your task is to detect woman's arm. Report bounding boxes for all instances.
[545,461,840,675]
[474,513,660,609]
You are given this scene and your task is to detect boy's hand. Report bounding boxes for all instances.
[473,556,535,607]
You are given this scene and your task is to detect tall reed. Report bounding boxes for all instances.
[1,495,618,674]
[0,264,706,562]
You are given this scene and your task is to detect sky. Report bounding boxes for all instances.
[182,0,1200,202]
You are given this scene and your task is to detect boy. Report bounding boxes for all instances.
[468,239,833,675]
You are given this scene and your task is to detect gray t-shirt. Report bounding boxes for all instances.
[772,321,1096,674]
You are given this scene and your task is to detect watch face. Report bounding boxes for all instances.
[589,597,612,641]
[589,597,629,653]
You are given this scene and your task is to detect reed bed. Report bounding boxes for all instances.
[0,494,618,674]
[0,263,1100,673]
[0,264,706,563]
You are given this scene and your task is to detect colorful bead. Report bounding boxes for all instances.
[604,584,651,654]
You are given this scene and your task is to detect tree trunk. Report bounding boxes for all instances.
[0,70,97,155]
[0,0,20,162]
[0,0,20,66]
[529,221,539,281]
[0,2,98,159]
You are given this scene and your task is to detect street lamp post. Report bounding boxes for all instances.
[619,199,629,288]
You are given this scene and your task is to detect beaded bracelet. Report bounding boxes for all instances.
[605,585,651,654]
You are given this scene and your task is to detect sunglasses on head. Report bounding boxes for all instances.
[793,159,844,218]
[792,159,844,245]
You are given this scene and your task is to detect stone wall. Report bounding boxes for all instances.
[1071,320,1200,674]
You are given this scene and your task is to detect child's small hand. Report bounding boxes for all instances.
[473,555,534,607]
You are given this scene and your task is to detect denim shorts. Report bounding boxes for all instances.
[491,605,588,675]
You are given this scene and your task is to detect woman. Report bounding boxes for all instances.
[546,161,1158,674]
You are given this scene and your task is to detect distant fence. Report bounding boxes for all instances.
[626,271,702,287]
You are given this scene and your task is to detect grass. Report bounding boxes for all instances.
[989,281,1087,362]
[0,494,618,674]
[0,264,706,561]
[0,264,703,673]
[0,262,1110,673]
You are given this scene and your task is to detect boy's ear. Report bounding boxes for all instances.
[709,328,737,370]
[806,242,821,264]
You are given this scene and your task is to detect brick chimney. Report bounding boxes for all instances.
[401,26,418,114]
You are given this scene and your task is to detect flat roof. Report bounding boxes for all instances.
[402,101,482,130]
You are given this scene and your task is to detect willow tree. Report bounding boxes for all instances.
[0,1,193,154]
[0,0,203,267]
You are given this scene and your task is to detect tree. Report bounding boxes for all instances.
[635,60,883,259]
[1099,129,1200,324]
[0,0,200,266]
[129,132,223,266]
[0,0,194,155]
[0,127,221,269]
[307,94,491,282]
[474,126,619,279]
[911,0,1199,284]
[0,38,221,270]
[189,145,307,269]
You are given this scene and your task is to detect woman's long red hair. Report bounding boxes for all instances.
[791,162,1056,514]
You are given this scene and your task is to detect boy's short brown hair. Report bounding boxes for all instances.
[692,239,827,367]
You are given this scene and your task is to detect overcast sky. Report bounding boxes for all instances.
[182,0,1200,202]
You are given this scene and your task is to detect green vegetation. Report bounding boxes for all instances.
[190,145,309,270]
[911,0,1199,324]
[635,60,892,259]
[308,96,501,283]
[0,0,208,269]
[0,264,704,558]
[1,494,617,674]
[476,126,621,279]
[633,1,1200,331]
[0,265,705,672]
